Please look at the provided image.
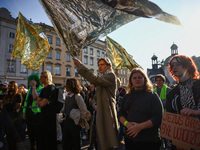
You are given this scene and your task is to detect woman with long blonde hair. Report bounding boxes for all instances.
[119,68,163,150]
[126,68,153,94]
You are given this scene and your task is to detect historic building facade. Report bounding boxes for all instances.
[0,7,130,88]
[39,23,82,86]
[0,8,43,87]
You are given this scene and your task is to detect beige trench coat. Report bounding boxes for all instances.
[78,65,119,149]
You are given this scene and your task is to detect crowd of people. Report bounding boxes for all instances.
[0,54,199,150]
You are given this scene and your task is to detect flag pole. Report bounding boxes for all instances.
[5,58,13,82]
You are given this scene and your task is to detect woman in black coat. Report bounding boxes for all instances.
[119,68,163,150]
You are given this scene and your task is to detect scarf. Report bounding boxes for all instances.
[179,79,197,110]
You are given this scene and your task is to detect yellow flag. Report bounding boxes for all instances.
[106,36,139,71]
[12,12,50,70]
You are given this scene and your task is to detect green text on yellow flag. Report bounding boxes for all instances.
[12,12,50,70]
[106,36,139,71]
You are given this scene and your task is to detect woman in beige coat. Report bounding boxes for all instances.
[73,57,119,150]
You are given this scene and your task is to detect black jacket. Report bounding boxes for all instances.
[166,79,200,114]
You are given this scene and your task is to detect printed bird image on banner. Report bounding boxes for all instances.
[106,36,139,71]
[38,0,181,56]
[12,12,50,71]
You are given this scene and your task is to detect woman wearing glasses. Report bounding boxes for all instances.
[36,70,57,150]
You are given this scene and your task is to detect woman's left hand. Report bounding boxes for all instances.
[180,108,195,117]
[127,122,143,138]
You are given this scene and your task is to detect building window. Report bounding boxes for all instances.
[123,69,126,74]
[47,51,52,58]
[75,56,79,59]
[8,44,13,53]
[90,58,93,65]
[55,66,61,75]
[84,48,88,54]
[48,36,52,44]
[97,50,100,57]
[20,64,27,73]
[9,32,15,38]
[56,51,61,60]
[56,38,61,46]
[66,54,71,62]
[84,57,88,64]
[8,62,15,72]
[75,68,79,77]
[66,68,71,76]
[90,48,93,55]
[46,65,52,73]
[102,52,105,58]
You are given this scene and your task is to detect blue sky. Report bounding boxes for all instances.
[1,0,200,71]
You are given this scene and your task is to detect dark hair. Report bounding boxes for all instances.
[9,81,18,94]
[168,55,199,82]
[66,78,82,94]
[155,74,166,82]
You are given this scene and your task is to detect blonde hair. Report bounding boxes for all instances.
[126,68,153,94]
[41,70,52,85]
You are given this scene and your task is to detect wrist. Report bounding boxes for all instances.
[77,63,82,67]
[124,121,128,127]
